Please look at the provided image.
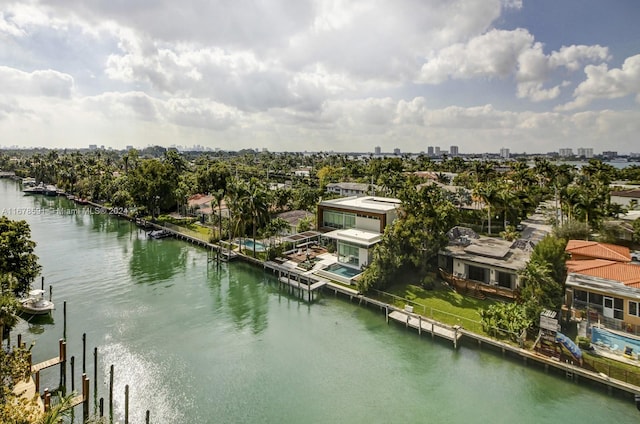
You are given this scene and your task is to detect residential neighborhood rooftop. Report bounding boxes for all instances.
[565,240,631,262]
[318,196,401,213]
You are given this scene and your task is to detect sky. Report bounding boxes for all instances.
[0,0,639,154]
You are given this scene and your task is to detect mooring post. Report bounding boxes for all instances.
[71,356,75,391]
[17,334,21,347]
[35,371,40,393]
[385,306,389,324]
[93,347,98,402]
[109,364,114,419]
[41,276,44,291]
[99,397,104,417]
[146,410,150,424]
[418,316,422,336]
[44,388,50,411]
[49,285,52,302]
[63,301,67,340]
[60,339,67,389]
[125,384,130,424]
[82,333,86,373]
[82,374,89,422]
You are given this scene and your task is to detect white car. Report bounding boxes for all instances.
[631,251,640,262]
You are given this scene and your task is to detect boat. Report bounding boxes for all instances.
[19,289,55,315]
[44,184,58,196]
[148,229,172,239]
[23,182,45,194]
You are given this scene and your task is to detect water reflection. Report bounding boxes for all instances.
[18,313,54,335]
[129,237,187,284]
[209,263,269,335]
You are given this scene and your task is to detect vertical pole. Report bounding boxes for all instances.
[418,316,422,336]
[71,356,75,391]
[17,334,21,348]
[109,364,114,420]
[59,339,66,389]
[44,388,50,411]
[35,371,40,393]
[49,285,52,302]
[82,333,86,373]
[41,276,44,291]
[146,410,150,424]
[124,385,130,424]
[94,347,98,408]
[99,397,104,417]
[82,374,89,422]
[385,306,388,324]
[63,301,67,341]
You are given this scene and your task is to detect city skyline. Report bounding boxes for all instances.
[0,1,639,153]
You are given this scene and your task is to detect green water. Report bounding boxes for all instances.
[2,179,639,423]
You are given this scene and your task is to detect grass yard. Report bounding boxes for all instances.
[370,281,500,336]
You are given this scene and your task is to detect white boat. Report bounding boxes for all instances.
[23,182,45,194]
[20,289,55,315]
[148,229,172,239]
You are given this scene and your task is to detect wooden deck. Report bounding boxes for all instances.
[278,276,327,292]
[439,268,518,300]
[31,357,62,373]
[388,310,462,348]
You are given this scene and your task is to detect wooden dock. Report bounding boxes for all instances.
[388,309,463,348]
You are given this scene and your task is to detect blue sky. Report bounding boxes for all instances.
[0,0,639,154]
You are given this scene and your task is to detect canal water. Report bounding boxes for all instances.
[2,179,639,423]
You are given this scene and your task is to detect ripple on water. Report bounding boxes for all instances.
[100,342,194,423]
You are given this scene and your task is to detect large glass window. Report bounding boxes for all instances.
[614,297,624,320]
[338,242,359,267]
[496,271,513,289]
[323,210,356,229]
[629,300,639,317]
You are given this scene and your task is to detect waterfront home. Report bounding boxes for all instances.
[275,210,314,236]
[317,196,400,269]
[325,182,375,197]
[437,227,532,299]
[564,240,640,332]
[610,188,640,210]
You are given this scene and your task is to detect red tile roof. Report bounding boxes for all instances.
[565,240,631,262]
[567,259,640,287]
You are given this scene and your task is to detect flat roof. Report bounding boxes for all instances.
[441,237,531,271]
[318,196,401,214]
[322,228,382,247]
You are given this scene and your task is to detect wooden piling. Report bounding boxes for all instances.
[109,364,114,419]
[82,333,86,373]
[125,384,130,424]
[49,285,52,302]
[41,276,44,291]
[35,371,40,393]
[17,334,21,347]
[82,374,89,422]
[44,388,50,411]
[60,339,67,389]
[71,356,75,391]
[146,410,150,424]
[93,347,98,397]
[99,397,104,417]
[63,301,67,340]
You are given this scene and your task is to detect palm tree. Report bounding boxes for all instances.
[245,179,270,257]
[473,182,500,235]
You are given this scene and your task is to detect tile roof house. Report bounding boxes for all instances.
[564,240,640,332]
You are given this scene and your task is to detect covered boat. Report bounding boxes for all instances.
[20,289,55,315]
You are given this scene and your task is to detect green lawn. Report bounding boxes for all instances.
[369,281,500,335]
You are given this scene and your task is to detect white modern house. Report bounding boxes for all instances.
[316,196,400,269]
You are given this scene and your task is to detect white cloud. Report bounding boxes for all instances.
[557,54,640,111]
[0,66,74,98]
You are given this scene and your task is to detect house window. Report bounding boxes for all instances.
[574,290,587,303]
[467,265,487,283]
[323,211,356,229]
[629,301,639,317]
[496,271,513,289]
[338,242,359,267]
[614,297,624,320]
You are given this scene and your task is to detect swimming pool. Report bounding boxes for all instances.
[591,326,640,356]
[236,239,267,252]
[324,263,362,279]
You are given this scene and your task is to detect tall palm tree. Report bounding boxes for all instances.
[473,182,499,235]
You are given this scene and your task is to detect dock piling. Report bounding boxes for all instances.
[71,356,75,391]
[125,384,130,424]
[82,333,86,373]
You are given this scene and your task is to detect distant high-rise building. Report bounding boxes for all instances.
[500,147,510,159]
[89,144,97,150]
[434,146,441,156]
[602,150,617,159]
[559,148,573,157]
[427,146,434,156]
[577,147,594,158]
[374,146,381,155]
[450,145,459,157]
[393,148,401,155]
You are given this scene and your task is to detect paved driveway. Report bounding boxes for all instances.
[519,213,553,244]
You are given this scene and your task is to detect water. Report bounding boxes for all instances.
[236,238,267,252]
[2,179,639,423]
[324,263,362,278]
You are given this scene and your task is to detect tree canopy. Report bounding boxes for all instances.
[0,217,41,297]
